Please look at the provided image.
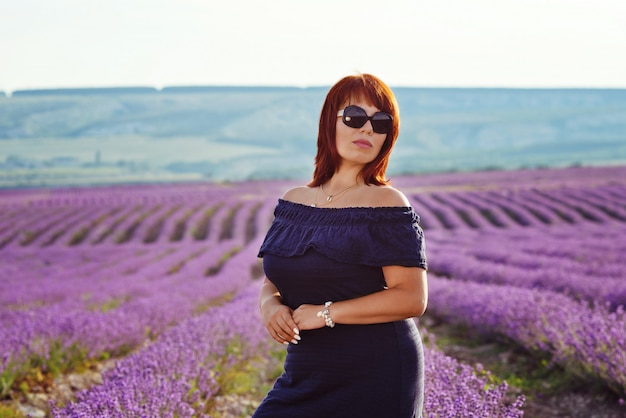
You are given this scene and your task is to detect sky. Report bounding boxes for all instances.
[1,0,626,93]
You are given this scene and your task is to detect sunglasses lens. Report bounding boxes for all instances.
[343,106,367,129]
[371,113,393,134]
[341,105,393,134]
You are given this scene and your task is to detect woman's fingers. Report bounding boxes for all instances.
[277,315,300,340]
[269,307,300,344]
[271,327,299,345]
[273,329,289,345]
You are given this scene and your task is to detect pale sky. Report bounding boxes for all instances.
[1,0,625,93]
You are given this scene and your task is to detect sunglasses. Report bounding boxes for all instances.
[337,105,393,134]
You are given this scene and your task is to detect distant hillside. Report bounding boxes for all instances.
[1,86,625,187]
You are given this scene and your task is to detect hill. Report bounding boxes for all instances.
[1,86,625,187]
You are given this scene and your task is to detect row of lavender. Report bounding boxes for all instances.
[422,222,626,395]
[0,180,528,416]
[400,167,626,398]
[1,165,625,413]
[2,166,626,251]
[410,182,626,230]
[0,189,278,397]
[3,182,625,248]
[425,222,626,308]
[0,182,285,249]
[51,281,525,418]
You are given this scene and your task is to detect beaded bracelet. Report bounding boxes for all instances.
[317,301,335,328]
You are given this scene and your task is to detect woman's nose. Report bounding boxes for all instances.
[360,119,374,134]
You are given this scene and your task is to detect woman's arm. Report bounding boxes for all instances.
[292,266,428,330]
[259,277,301,344]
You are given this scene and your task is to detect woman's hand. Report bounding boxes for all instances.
[259,278,301,345]
[292,304,326,331]
[261,301,301,345]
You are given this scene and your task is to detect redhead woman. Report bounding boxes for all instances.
[253,74,428,418]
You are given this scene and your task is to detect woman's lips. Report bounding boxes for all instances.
[353,139,373,149]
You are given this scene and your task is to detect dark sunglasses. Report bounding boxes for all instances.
[337,105,393,134]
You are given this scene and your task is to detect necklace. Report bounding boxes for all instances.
[311,182,359,207]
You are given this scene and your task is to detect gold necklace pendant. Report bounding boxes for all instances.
[314,182,358,207]
[320,183,358,203]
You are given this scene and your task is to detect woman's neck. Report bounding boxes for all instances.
[329,164,363,187]
[326,174,362,192]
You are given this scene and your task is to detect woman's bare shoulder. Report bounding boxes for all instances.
[367,185,411,207]
[281,186,314,205]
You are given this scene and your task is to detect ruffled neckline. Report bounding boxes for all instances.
[258,199,427,268]
[281,198,413,211]
[275,199,420,225]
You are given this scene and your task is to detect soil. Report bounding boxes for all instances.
[0,359,116,418]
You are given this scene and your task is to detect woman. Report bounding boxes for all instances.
[254,74,428,418]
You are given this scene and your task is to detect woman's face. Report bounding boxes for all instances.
[335,100,387,168]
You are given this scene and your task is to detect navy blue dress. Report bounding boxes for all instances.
[254,199,428,418]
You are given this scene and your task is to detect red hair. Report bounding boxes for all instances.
[309,73,400,187]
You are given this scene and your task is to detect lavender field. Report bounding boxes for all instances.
[1,165,626,417]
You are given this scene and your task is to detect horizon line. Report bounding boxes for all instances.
[3,83,626,97]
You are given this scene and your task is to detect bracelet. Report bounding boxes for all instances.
[317,301,335,328]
